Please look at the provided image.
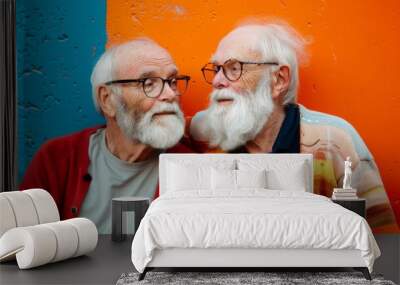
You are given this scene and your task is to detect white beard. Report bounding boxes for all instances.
[115,100,185,149]
[205,78,274,151]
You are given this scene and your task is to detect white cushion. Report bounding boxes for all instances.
[238,159,307,191]
[0,226,57,268]
[0,192,39,227]
[167,160,235,192]
[236,169,267,189]
[211,169,268,190]
[0,196,16,237]
[65,218,98,257]
[167,162,210,191]
[211,168,236,190]
[267,168,307,191]
[24,189,60,224]
[42,221,78,262]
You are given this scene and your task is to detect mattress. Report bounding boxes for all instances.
[131,190,380,273]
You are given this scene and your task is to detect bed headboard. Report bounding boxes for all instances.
[159,153,314,195]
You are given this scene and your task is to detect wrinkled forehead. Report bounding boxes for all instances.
[114,43,177,78]
[212,29,263,64]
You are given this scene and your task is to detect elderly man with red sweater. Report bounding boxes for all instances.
[20,38,192,233]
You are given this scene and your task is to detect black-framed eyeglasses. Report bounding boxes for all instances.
[201,59,279,84]
[104,75,191,98]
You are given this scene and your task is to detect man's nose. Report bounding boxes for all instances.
[157,83,178,102]
[212,69,229,89]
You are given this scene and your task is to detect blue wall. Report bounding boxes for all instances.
[16,0,107,180]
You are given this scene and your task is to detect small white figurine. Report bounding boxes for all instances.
[343,156,352,189]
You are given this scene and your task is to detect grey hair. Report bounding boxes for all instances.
[90,38,159,114]
[90,46,115,113]
[233,19,309,104]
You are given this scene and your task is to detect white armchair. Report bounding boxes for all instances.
[0,189,98,269]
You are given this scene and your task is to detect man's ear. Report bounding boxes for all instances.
[271,65,290,100]
[97,85,117,117]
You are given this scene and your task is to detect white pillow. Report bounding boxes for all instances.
[166,159,236,192]
[236,169,267,189]
[211,168,236,190]
[167,162,210,191]
[267,167,306,191]
[238,159,307,191]
[211,169,268,190]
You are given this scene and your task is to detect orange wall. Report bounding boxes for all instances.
[106,0,400,225]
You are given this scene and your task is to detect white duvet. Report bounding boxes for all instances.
[131,190,380,273]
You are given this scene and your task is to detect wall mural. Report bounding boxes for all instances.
[18,0,400,233]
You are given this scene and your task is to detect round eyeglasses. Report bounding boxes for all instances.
[201,59,279,84]
[104,75,191,98]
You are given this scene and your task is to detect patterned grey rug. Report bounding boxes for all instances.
[116,271,396,285]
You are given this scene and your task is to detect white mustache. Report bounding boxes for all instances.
[211,89,239,103]
[148,102,181,117]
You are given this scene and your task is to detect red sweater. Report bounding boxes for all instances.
[20,126,194,220]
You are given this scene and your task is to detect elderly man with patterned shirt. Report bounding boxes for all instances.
[20,38,192,233]
[190,21,398,231]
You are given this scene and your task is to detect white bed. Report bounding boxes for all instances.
[131,154,380,280]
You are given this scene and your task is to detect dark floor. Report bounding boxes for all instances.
[1,234,398,285]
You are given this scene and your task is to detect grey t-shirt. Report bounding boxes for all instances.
[79,128,159,234]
